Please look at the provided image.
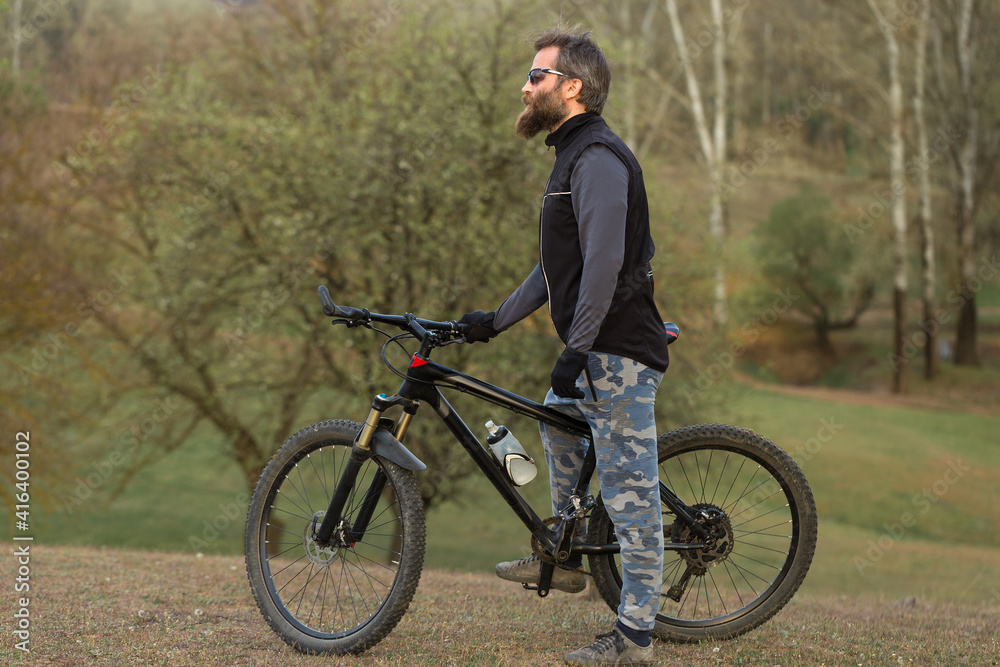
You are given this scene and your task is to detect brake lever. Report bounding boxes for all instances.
[331,319,373,330]
[436,336,467,347]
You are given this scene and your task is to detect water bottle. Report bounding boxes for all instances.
[485,420,537,486]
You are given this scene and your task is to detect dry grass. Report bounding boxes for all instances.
[2,546,998,666]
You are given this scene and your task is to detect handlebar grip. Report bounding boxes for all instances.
[318,285,337,316]
[318,285,368,321]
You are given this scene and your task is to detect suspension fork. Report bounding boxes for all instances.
[312,394,417,546]
[345,402,419,540]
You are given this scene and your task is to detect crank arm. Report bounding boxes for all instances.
[521,561,555,598]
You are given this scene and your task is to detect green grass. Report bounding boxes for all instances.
[423,385,1000,604]
[978,279,1000,309]
[11,384,1000,607]
[730,389,999,547]
[728,387,1000,601]
[22,425,248,556]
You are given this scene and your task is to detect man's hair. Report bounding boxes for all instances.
[533,26,611,115]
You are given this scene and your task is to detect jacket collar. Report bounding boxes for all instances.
[544,112,603,153]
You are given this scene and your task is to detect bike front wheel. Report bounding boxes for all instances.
[588,423,817,643]
[245,419,426,654]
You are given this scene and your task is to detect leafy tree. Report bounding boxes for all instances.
[53,0,553,506]
[756,185,885,356]
[0,59,82,509]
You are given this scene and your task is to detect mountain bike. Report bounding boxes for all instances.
[244,285,818,655]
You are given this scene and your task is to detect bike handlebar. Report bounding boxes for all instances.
[318,285,366,320]
[317,285,463,337]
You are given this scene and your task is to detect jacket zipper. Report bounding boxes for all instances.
[539,190,571,317]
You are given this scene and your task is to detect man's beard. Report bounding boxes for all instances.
[515,87,567,139]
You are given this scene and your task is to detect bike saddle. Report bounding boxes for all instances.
[664,322,680,344]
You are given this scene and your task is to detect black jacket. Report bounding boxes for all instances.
[496,113,669,372]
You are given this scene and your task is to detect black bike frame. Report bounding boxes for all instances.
[403,352,705,555]
[315,342,707,567]
[400,353,596,558]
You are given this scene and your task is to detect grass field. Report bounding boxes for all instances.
[4,366,999,666]
[2,546,998,666]
[420,405,1000,607]
[13,381,1000,608]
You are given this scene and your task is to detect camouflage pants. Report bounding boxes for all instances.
[540,352,664,631]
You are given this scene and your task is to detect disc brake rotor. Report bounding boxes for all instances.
[672,503,734,571]
[303,511,337,566]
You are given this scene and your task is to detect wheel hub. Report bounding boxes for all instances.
[303,511,338,566]
[672,503,734,571]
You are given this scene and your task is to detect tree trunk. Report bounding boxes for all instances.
[815,321,837,359]
[954,297,978,363]
[915,0,938,380]
[11,0,24,77]
[665,0,730,325]
[762,21,773,126]
[620,3,636,149]
[709,187,727,324]
[710,0,729,322]
[867,0,909,393]
[952,0,980,366]
[892,287,906,393]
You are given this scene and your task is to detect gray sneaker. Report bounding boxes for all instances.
[563,627,654,666]
[494,554,586,593]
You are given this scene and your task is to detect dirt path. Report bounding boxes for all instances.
[734,372,999,417]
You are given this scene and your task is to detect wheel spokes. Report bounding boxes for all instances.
[263,445,403,636]
[659,447,793,623]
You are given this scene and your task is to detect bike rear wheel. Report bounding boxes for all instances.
[588,423,817,642]
[245,419,426,654]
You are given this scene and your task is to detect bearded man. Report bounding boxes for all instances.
[460,27,670,667]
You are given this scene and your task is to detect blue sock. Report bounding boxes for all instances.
[615,620,650,647]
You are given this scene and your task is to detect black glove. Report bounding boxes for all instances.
[458,310,499,343]
[551,348,588,399]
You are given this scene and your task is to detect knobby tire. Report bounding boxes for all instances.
[245,420,426,654]
[587,423,818,643]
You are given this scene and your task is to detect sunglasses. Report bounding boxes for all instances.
[527,67,570,85]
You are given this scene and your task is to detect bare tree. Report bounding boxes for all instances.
[564,0,672,162]
[929,0,1000,366]
[44,0,554,507]
[10,0,25,76]
[866,0,909,393]
[948,0,979,365]
[664,0,738,325]
[913,0,938,379]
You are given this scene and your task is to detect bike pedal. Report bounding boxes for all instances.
[520,582,551,597]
